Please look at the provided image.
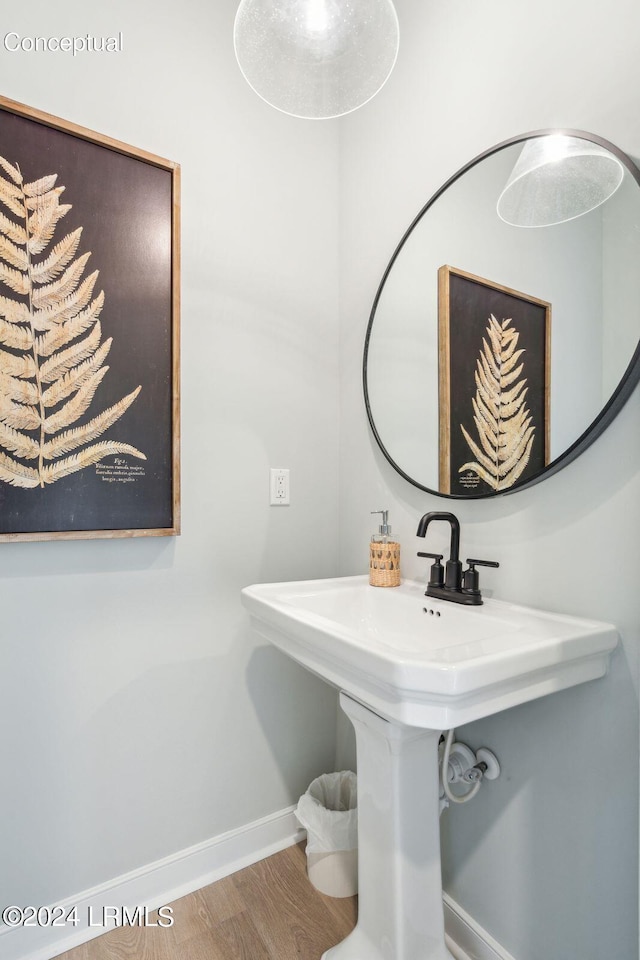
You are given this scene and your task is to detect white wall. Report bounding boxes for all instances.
[0,0,341,912]
[337,0,639,958]
[1,2,639,959]
[603,171,640,397]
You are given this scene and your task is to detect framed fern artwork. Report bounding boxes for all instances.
[438,265,551,496]
[0,95,180,541]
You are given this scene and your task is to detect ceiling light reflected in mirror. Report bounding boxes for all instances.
[497,135,625,227]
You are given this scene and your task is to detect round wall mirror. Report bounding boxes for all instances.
[363,130,640,498]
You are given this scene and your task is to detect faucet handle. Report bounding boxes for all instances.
[462,558,500,595]
[417,551,444,588]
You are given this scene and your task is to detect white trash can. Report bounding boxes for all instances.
[295,770,358,898]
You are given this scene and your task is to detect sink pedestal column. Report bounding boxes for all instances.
[324,693,454,960]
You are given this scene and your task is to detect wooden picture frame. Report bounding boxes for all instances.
[0,95,180,541]
[438,265,551,496]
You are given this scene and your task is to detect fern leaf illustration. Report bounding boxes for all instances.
[499,435,535,487]
[476,361,499,414]
[0,173,21,200]
[23,174,58,197]
[0,450,39,487]
[470,402,498,461]
[0,316,32,351]
[0,261,30,295]
[0,421,39,460]
[43,367,108,434]
[0,152,144,487]
[498,361,524,390]
[0,210,26,246]
[499,379,528,409]
[0,190,26,221]
[0,371,39,405]
[0,348,35,380]
[42,340,112,409]
[39,323,103,383]
[459,314,536,491]
[0,394,40,430]
[32,252,91,309]
[0,294,31,324]
[43,441,146,484]
[0,156,22,185]
[28,201,72,255]
[26,184,64,209]
[460,424,497,476]
[472,389,498,437]
[499,347,525,378]
[31,227,82,283]
[458,436,535,490]
[37,291,104,358]
[32,270,99,329]
[43,387,142,460]
[481,338,499,380]
[0,234,28,271]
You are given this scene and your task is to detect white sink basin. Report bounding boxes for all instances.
[243,574,618,960]
[241,575,618,728]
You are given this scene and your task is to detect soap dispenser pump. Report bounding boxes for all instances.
[369,510,401,587]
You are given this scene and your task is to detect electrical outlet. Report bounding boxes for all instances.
[270,468,290,505]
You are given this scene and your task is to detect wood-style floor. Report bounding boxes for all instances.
[55,843,357,960]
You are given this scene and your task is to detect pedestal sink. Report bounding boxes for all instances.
[241,575,617,960]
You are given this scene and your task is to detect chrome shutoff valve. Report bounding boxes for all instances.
[461,747,501,783]
[440,736,501,805]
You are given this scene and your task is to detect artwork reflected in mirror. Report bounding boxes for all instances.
[363,130,640,499]
[438,266,551,495]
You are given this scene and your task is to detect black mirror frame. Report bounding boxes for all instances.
[363,129,640,499]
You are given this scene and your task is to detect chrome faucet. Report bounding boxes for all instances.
[416,511,498,605]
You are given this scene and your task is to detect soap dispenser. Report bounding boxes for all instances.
[369,510,401,587]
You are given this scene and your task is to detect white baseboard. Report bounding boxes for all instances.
[0,808,515,960]
[0,805,305,960]
[444,892,517,960]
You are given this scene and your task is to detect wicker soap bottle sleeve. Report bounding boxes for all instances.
[369,510,401,587]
